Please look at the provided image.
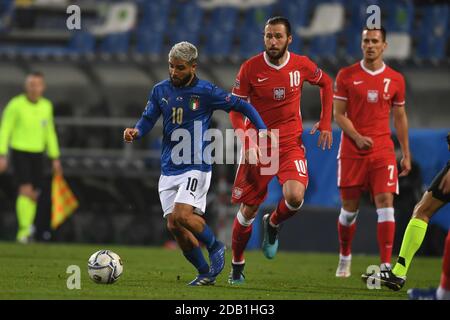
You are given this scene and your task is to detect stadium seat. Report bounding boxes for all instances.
[202,7,238,59]
[309,34,338,60]
[90,2,137,36]
[383,0,414,33]
[237,5,275,59]
[297,2,344,37]
[67,31,95,54]
[135,27,165,56]
[384,32,411,60]
[415,5,449,60]
[168,1,204,46]
[99,32,130,54]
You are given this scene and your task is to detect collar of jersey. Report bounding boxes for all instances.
[263,51,290,70]
[359,60,386,76]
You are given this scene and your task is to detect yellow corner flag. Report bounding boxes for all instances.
[51,174,79,230]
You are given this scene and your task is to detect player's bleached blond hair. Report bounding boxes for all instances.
[168,41,198,65]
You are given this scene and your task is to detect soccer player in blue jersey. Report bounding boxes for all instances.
[123,42,268,286]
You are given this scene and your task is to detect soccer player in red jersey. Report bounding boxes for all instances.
[333,27,411,278]
[228,16,334,284]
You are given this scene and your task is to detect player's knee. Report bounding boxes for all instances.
[241,204,258,220]
[412,199,433,222]
[166,214,181,235]
[339,208,359,226]
[374,193,393,208]
[284,192,304,209]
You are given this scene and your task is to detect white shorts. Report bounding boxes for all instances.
[158,170,212,218]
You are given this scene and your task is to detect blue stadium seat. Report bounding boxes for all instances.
[237,6,275,59]
[309,34,337,60]
[135,27,164,55]
[0,0,14,32]
[277,0,310,29]
[68,31,95,54]
[383,0,414,33]
[276,0,308,53]
[345,0,381,59]
[137,0,170,32]
[415,5,449,59]
[167,1,204,48]
[99,32,130,54]
[202,7,238,59]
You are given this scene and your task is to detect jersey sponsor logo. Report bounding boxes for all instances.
[367,90,378,103]
[189,95,200,111]
[176,96,183,101]
[353,80,364,85]
[273,87,285,101]
[383,93,391,100]
[232,187,243,199]
[257,77,269,82]
[387,181,396,186]
[161,97,169,105]
[41,119,48,127]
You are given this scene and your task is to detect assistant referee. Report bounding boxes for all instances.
[0,71,62,243]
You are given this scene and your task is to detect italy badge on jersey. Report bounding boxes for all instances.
[189,95,200,111]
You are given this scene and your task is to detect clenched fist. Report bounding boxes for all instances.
[123,128,139,143]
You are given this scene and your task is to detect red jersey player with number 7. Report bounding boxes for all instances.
[333,27,412,278]
[228,16,334,285]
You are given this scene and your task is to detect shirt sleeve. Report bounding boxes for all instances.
[209,85,266,130]
[231,61,250,99]
[333,69,348,101]
[134,88,161,139]
[393,74,406,106]
[302,57,323,84]
[46,102,60,159]
[0,99,17,156]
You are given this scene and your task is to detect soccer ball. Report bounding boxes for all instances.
[87,250,123,284]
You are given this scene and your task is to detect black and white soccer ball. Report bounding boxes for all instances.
[87,250,123,284]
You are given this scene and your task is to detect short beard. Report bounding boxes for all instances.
[170,73,192,87]
[265,42,288,60]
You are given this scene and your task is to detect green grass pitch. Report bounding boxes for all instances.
[0,241,442,300]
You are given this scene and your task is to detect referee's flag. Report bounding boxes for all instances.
[51,174,79,230]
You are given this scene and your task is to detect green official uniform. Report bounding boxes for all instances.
[0,94,60,241]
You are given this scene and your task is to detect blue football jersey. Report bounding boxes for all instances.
[135,76,266,176]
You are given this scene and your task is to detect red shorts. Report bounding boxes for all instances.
[338,153,398,200]
[231,143,308,205]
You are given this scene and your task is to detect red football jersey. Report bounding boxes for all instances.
[334,60,406,158]
[232,51,323,145]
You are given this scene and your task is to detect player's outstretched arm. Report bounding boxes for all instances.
[334,99,373,150]
[393,106,411,177]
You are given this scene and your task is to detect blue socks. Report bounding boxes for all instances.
[183,247,209,275]
[195,224,218,251]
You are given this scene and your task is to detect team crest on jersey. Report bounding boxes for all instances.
[232,187,243,199]
[234,79,240,89]
[273,87,285,101]
[367,90,378,103]
[189,95,200,111]
[41,120,48,127]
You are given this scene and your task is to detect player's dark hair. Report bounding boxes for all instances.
[266,16,291,36]
[27,71,44,78]
[363,26,387,42]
